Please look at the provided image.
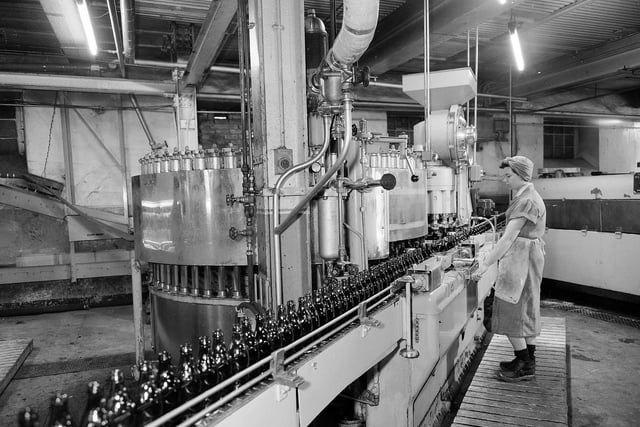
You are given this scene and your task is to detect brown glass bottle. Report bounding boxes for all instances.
[18,407,39,427]
[80,381,105,427]
[176,343,199,407]
[45,393,75,427]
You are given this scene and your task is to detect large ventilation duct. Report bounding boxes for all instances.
[326,0,379,68]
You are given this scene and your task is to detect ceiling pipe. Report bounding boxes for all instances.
[121,0,135,61]
[106,0,126,78]
[132,59,239,74]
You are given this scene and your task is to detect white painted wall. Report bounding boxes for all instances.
[599,124,640,173]
[24,91,177,211]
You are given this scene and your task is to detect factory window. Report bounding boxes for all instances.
[543,119,576,159]
[387,112,424,145]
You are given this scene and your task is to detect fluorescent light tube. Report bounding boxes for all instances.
[76,0,98,56]
[509,23,525,71]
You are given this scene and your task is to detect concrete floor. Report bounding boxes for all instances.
[1,300,639,426]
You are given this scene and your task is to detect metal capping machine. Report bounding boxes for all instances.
[130,2,502,426]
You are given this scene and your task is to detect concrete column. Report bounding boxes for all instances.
[249,0,311,306]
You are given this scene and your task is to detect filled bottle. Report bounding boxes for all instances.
[228,323,249,388]
[17,407,39,427]
[80,381,105,427]
[45,393,75,427]
[156,351,178,414]
[104,368,135,427]
[176,344,199,408]
[211,329,231,397]
[240,317,259,366]
[196,336,215,394]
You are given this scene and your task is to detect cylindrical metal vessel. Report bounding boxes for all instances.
[150,289,242,362]
[133,169,247,265]
[427,165,455,214]
[318,189,340,260]
[361,175,389,259]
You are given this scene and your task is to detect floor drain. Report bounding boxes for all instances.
[542,299,640,329]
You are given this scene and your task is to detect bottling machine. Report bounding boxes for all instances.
[126,1,501,426]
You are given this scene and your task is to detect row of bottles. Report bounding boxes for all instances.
[18,220,500,426]
[139,144,243,175]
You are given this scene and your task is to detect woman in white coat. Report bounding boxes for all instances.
[475,155,547,382]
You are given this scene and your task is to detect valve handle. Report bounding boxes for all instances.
[380,173,396,191]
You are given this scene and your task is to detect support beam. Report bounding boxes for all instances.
[183,0,237,88]
[0,72,175,95]
[360,0,526,75]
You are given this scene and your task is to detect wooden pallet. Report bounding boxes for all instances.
[452,317,568,427]
[0,339,33,397]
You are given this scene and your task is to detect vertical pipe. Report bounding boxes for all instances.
[217,266,226,297]
[117,96,130,221]
[272,114,332,306]
[130,257,145,365]
[60,92,77,283]
[474,25,479,165]
[423,0,431,154]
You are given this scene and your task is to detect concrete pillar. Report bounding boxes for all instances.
[249,0,311,306]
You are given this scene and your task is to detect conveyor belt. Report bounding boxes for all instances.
[0,339,33,396]
[452,317,568,427]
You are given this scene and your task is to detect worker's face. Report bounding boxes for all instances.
[502,167,525,190]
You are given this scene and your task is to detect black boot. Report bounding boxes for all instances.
[501,345,537,371]
[498,349,535,382]
[527,344,536,361]
[499,352,519,371]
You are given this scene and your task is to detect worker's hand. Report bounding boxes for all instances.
[473,260,488,280]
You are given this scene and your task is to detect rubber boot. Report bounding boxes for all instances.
[501,345,537,371]
[498,349,535,382]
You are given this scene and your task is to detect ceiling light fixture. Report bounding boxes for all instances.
[508,20,524,71]
[76,0,98,56]
[498,0,507,4]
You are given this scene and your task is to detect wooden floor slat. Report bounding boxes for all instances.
[0,339,33,397]
[452,317,568,427]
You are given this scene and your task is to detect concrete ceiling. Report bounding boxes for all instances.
[0,0,638,109]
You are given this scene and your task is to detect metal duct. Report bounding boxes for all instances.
[121,0,135,60]
[326,0,379,68]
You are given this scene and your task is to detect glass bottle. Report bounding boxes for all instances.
[18,407,39,427]
[240,317,258,366]
[211,329,231,396]
[254,314,270,360]
[286,300,302,342]
[196,336,215,394]
[46,393,75,427]
[228,323,249,388]
[136,371,160,426]
[176,344,199,406]
[156,351,178,414]
[80,381,105,427]
[276,304,293,348]
[105,368,135,427]
[297,296,312,335]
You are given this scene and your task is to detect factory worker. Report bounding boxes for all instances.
[475,155,547,382]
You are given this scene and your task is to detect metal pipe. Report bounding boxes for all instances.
[132,59,240,74]
[275,95,353,236]
[399,276,419,358]
[344,221,366,269]
[106,0,126,78]
[273,114,332,306]
[129,94,158,149]
[424,0,431,155]
[323,0,379,68]
[474,25,479,165]
[470,216,496,243]
[121,0,135,60]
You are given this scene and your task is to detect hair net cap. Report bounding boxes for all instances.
[500,155,534,182]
